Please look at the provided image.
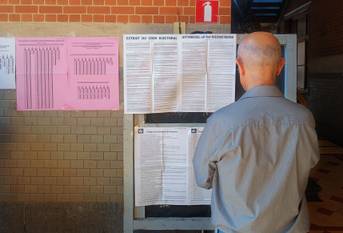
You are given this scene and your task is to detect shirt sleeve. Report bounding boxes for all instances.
[308,124,320,168]
[297,112,320,170]
[192,118,220,189]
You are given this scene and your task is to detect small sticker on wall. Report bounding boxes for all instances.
[196,0,219,23]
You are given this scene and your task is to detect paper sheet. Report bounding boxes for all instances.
[16,37,119,111]
[134,127,211,206]
[124,34,237,114]
[0,37,16,89]
[16,38,68,110]
[124,36,152,113]
[207,36,236,112]
[67,38,119,110]
[188,127,211,204]
[135,128,163,206]
[181,37,207,112]
[152,37,179,112]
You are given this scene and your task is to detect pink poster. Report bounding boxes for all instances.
[67,37,119,110]
[16,37,119,111]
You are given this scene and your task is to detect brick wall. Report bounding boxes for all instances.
[0,88,124,232]
[0,1,231,231]
[0,92,123,203]
[0,0,231,24]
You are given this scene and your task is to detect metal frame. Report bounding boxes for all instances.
[123,34,297,233]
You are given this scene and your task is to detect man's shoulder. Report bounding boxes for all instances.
[206,102,243,128]
[208,97,315,128]
[280,98,315,125]
[209,102,240,120]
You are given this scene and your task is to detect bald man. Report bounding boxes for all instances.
[193,32,319,233]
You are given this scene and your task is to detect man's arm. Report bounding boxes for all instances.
[308,122,320,168]
[193,118,219,189]
[293,112,320,198]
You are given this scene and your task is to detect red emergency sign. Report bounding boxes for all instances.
[196,0,219,23]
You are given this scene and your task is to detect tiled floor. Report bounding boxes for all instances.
[308,140,343,233]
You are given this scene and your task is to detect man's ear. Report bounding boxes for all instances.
[236,57,245,76]
[237,58,248,90]
[276,57,285,76]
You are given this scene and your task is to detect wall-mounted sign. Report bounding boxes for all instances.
[123,34,237,114]
[16,37,120,111]
[196,0,219,23]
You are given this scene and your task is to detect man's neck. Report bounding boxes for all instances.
[245,82,276,91]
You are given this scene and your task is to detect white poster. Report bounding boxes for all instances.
[124,34,236,113]
[134,126,211,206]
[0,37,15,89]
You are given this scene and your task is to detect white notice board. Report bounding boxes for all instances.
[124,34,237,114]
[0,37,15,89]
[134,127,211,206]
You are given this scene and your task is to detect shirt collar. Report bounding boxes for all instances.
[239,85,283,101]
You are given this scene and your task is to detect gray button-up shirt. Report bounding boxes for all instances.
[193,85,320,233]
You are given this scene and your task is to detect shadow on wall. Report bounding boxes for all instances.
[0,90,123,233]
[0,90,17,159]
[0,90,23,203]
[307,73,343,146]
[0,202,122,233]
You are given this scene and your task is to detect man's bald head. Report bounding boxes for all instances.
[236,32,285,91]
[238,32,282,67]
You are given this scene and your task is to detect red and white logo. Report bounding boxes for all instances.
[196,0,219,23]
